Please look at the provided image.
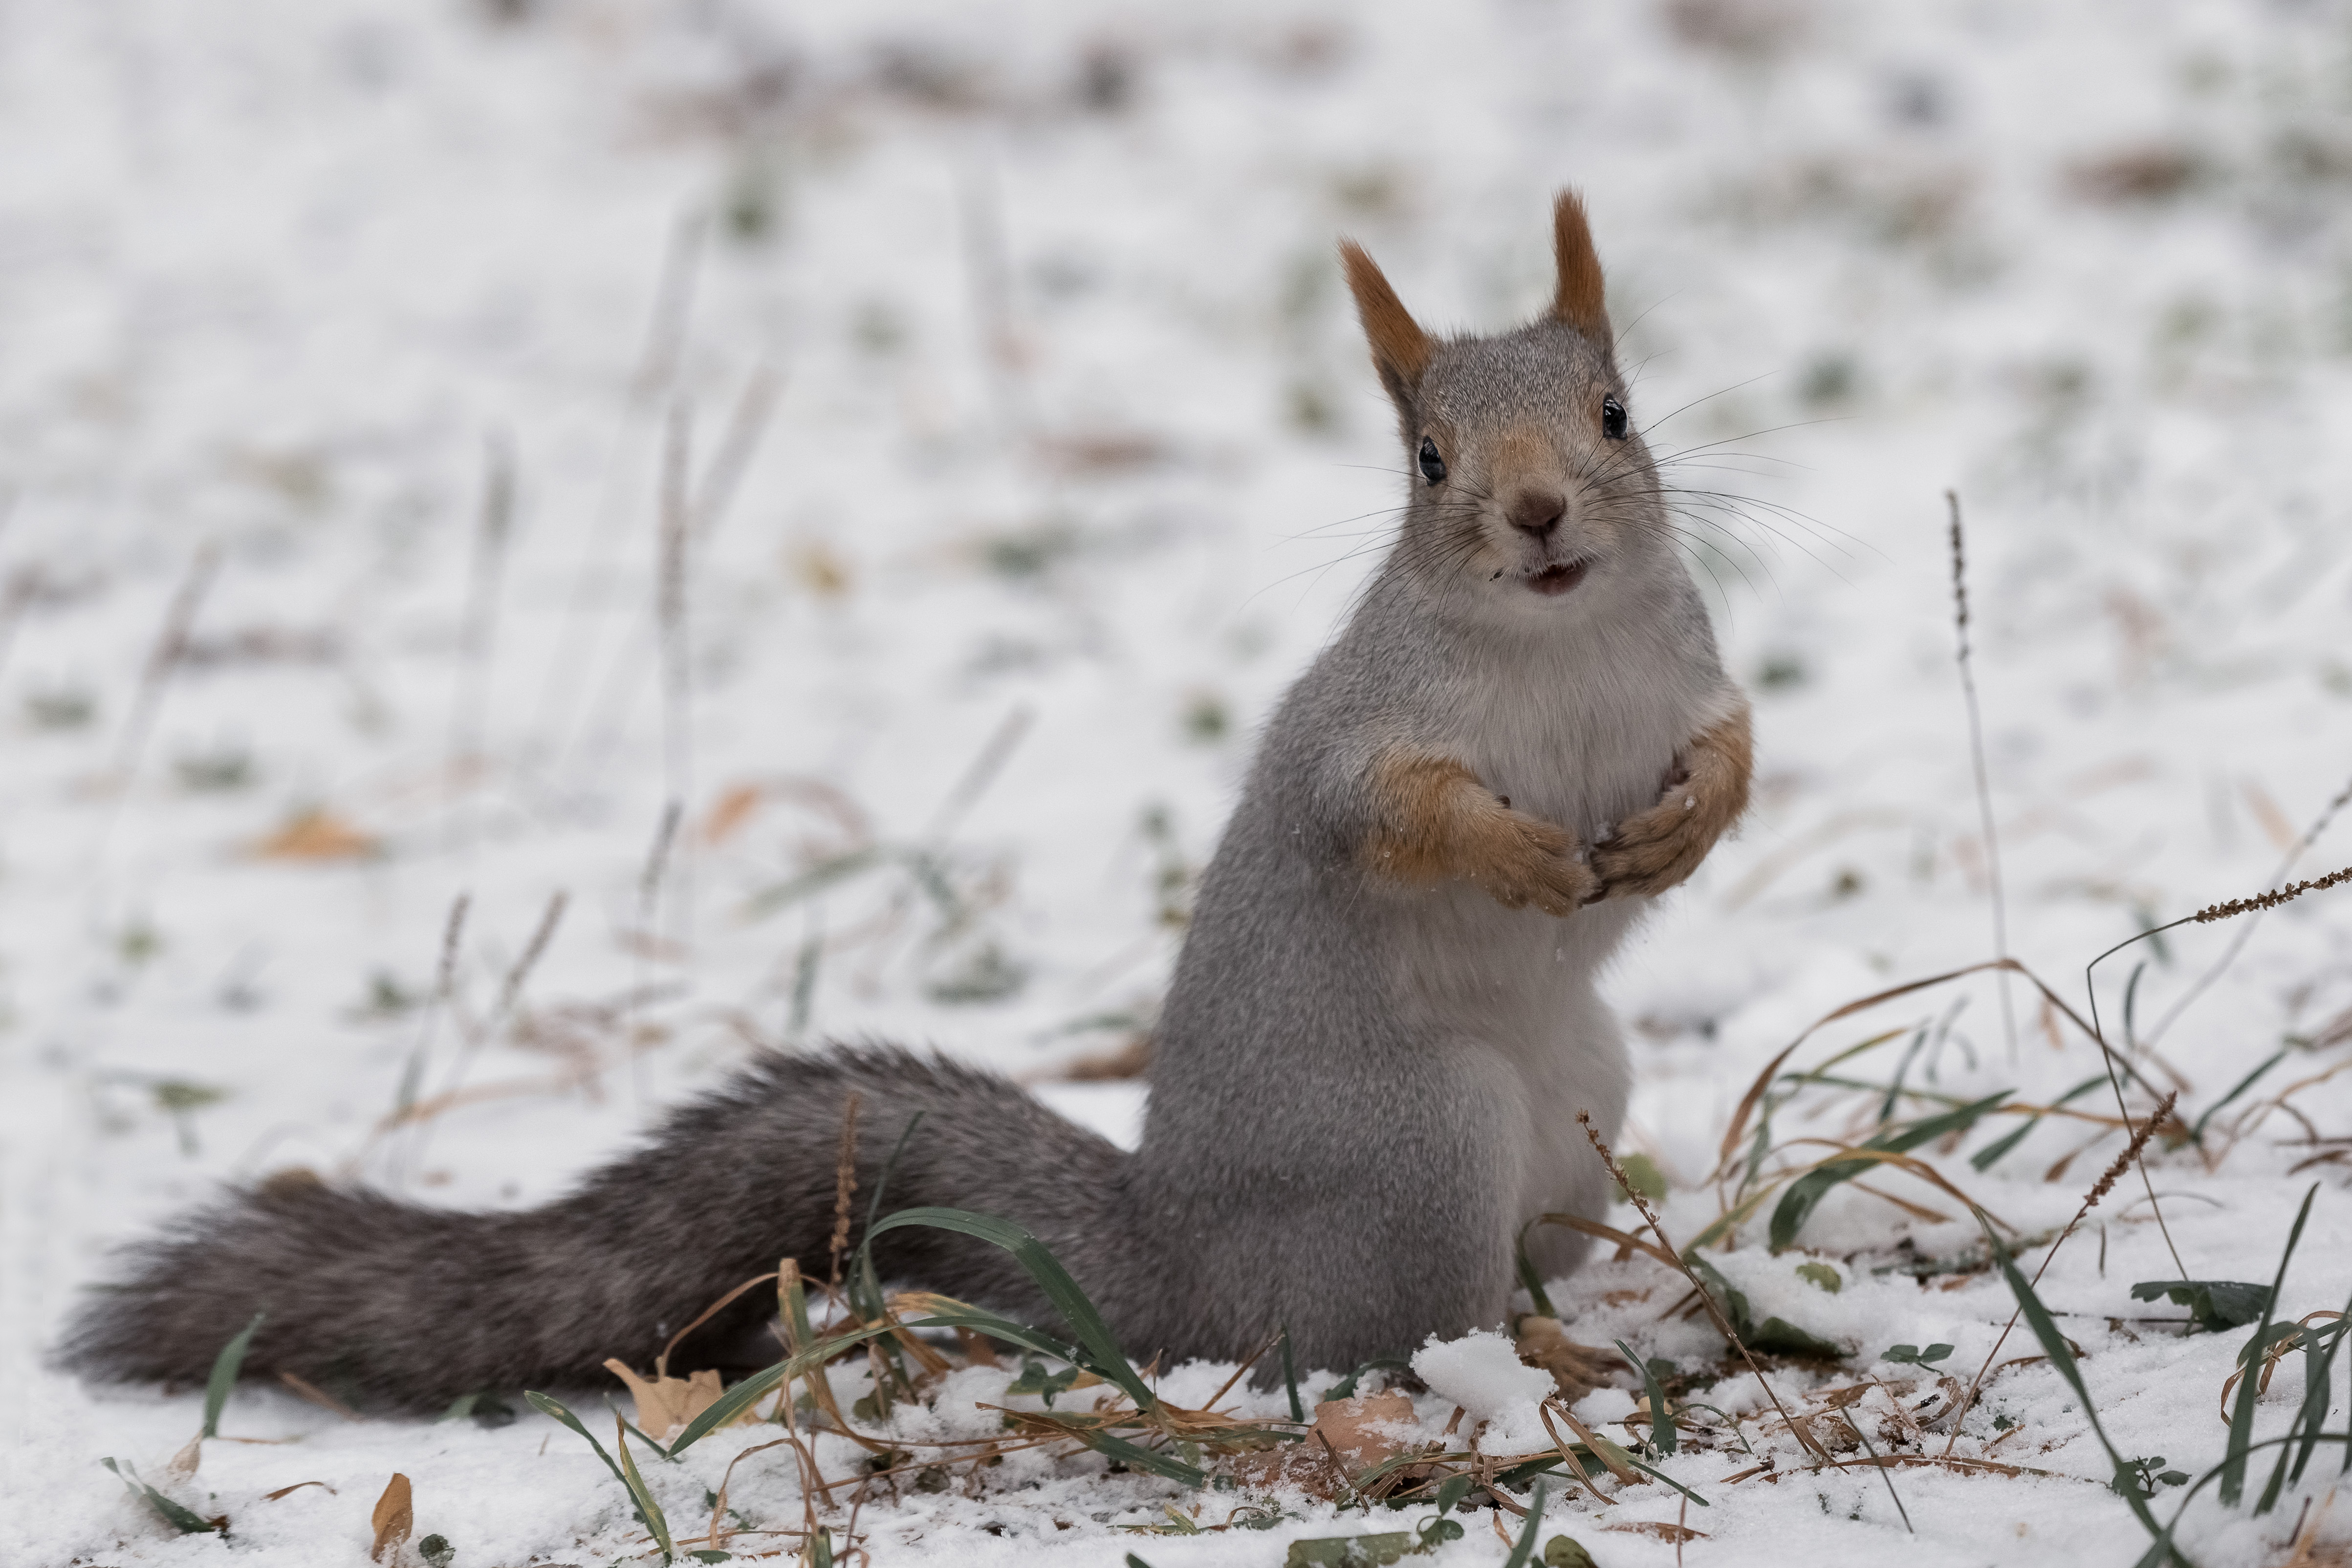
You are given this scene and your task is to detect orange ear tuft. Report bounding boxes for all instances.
[1339,240,1435,409]
[1549,189,1610,341]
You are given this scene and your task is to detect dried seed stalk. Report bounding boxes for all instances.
[829,1091,864,1288]
[2191,866,2352,925]
[1578,1111,1826,1461]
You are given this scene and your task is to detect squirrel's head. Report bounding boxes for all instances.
[1342,191,1658,621]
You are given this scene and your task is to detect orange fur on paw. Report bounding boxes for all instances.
[1362,748,1598,915]
[1590,699,1752,900]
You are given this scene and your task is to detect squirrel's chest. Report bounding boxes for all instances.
[1438,651,1698,842]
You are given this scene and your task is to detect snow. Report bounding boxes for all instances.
[3,0,2352,1564]
[1411,1332,1559,1453]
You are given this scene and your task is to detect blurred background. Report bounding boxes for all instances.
[4,0,2351,1410]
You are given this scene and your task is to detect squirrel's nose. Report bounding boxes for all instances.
[1506,489,1567,537]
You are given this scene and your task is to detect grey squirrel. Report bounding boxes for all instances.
[60,192,1750,1409]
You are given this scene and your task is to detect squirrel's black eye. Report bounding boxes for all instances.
[1601,395,1628,441]
[1417,437,1446,485]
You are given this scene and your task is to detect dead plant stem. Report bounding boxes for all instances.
[1579,1111,1828,1462]
[1947,491,2019,1063]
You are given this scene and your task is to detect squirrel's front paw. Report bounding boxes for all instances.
[1471,808,1600,916]
[1590,779,1718,899]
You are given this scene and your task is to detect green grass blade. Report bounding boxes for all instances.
[1623,1454,1712,1508]
[1499,1479,1551,1568]
[1281,1326,1304,1423]
[2190,1050,2287,1147]
[614,1418,675,1563]
[525,1392,678,1560]
[782,1267,816,1352]
[2222,1183,2316,1508]
[740,847,883,921]
[1614,1339,1674,1456]
[1514,1222,1552,1326]
[100,1458,221,1535]
[900,1299,1082,1365]
[1685,1181,1779,1253]
[2287,1324,2337,1484]
[1065,1425,1205,1486]
[668,1299,1074,1458]
[667,1320,904,1456]
[1972,1074,2107,1172]
[865,1206,1155,1410]
[524,1391,632,1489]
[1988,1228,2167,1544]
[2294,1308,2351,1482]
[2144,1432,2352,1568]
[1323,1356,1413,1401]
[1771,1090,2011,1251]
[200,1310,265,1439]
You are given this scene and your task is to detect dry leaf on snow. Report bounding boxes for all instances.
[253,808,379,861]
[370,1472,413,1563]
[604,1358,724,1440]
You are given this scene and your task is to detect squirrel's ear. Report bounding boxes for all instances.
[1339,240,1435,412]
[1548,189,1610,342]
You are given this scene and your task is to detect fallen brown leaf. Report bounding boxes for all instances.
[604,1359,724,1440]
[1222,1391,1419,1497]
[370,1473,413,1563]
[264,1480,335,1501]
[253,808,379,861]
[700,782,764,846]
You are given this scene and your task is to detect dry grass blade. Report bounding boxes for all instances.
[656,1269,784,1381]
[278,1371,359,1420]
[1539,1211,1682,1269]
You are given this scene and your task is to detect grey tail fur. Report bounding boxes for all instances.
[58,1045,1137,1413]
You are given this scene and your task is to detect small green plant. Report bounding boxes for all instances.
[25,684,95,730]
[2116,1457,2192,1499]
[1884,1342,1953,1366]
[174,742,255,792]
[2129,1279,2271,1332]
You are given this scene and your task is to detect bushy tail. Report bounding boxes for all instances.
[58,1045,1139,1412]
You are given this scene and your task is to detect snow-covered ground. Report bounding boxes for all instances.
[5,1,2352,1563]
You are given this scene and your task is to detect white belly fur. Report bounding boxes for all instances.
[1382,607,1720,1274]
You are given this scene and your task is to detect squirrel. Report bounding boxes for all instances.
[60,191,1750,1410]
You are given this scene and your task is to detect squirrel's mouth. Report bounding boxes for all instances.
[1525,560,1590,597]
